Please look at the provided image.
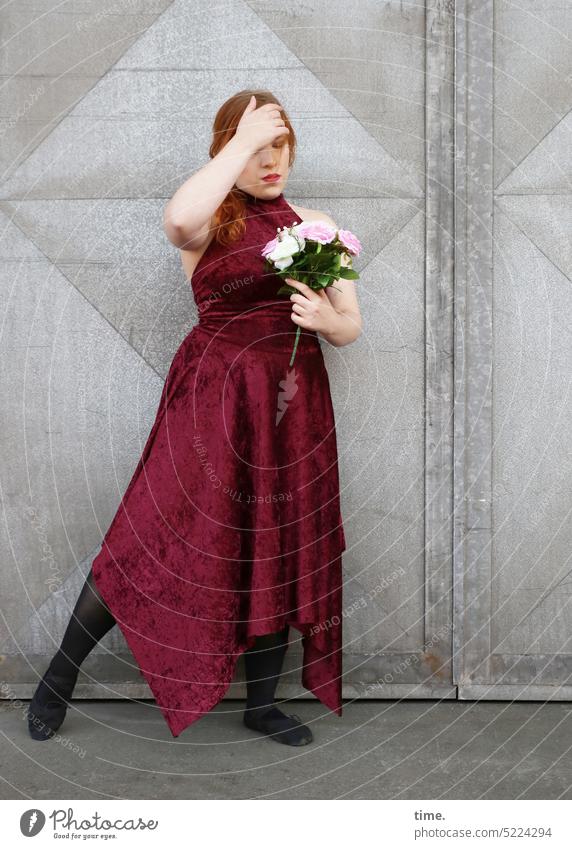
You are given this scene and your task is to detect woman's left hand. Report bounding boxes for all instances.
[285,278,339,334]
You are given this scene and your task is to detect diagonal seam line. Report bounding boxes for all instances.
[495,198,572,286]
[0,203,163,378]
[0,0,178,184]
[243,0,423,189]
[495,105,572,192]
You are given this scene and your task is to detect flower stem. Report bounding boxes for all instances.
[289,325,301,367]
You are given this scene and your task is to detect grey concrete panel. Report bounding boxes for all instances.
[0,110,419,201]
[492,210,572,656]
[114,0,302,70]
[0,76,98,178]
[498,113,572,196]
[69,68,348,119]
[497,195,572,284]
[0,198,199,373]
[0,4,170,76]
[0,0,173,178]
[326,213,426,655]
[455,0,572,696]
[494,0,572,188]
[0,119,63,181]
[0,215,161,650]
[248,0,427,184]
[0,2,420,201]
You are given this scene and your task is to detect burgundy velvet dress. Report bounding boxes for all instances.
[91,190,346,737]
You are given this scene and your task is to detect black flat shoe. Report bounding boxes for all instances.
[243,705,313,746]
[27,668,76,741]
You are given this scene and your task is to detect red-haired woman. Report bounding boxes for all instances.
[27,90,362,746]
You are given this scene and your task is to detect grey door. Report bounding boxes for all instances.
[453,0,572,699]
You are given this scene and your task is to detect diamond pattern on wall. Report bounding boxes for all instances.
[0,0,174,177]
[494,0,572,188]
[0,209,162,650]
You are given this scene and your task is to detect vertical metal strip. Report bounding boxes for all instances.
[424,0,456,673]
[453,0,495,688]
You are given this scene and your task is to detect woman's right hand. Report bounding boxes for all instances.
[233,95,289,154]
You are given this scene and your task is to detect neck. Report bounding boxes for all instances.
[241,188,283,204]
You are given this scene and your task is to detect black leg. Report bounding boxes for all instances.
[48,567,117,681]
[28,567,117,740]
[244,625,290,715]
[243,625,313,746]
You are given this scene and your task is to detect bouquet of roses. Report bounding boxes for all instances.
[262,219,362,366]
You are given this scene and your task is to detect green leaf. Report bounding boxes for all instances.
[335,267,360,280]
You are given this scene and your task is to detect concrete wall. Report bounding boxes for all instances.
[1,0,443,700]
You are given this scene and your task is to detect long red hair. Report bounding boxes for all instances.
[208,90,296,246]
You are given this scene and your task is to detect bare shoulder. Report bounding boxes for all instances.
[286,200,337,228]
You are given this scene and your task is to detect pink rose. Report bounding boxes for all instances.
[293,220,336,244]
[338,229,362,256]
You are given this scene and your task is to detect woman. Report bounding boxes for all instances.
[27,89,362,746]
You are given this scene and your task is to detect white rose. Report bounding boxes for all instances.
[267,231,305,271]
[274,255,294,270]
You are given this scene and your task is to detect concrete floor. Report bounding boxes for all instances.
[2,698,572,799]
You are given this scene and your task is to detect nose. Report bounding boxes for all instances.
[259,148,278,168]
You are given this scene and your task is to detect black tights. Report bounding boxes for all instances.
[48,567,116,683]
[48,567,289,713]
[243,625,289,714]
